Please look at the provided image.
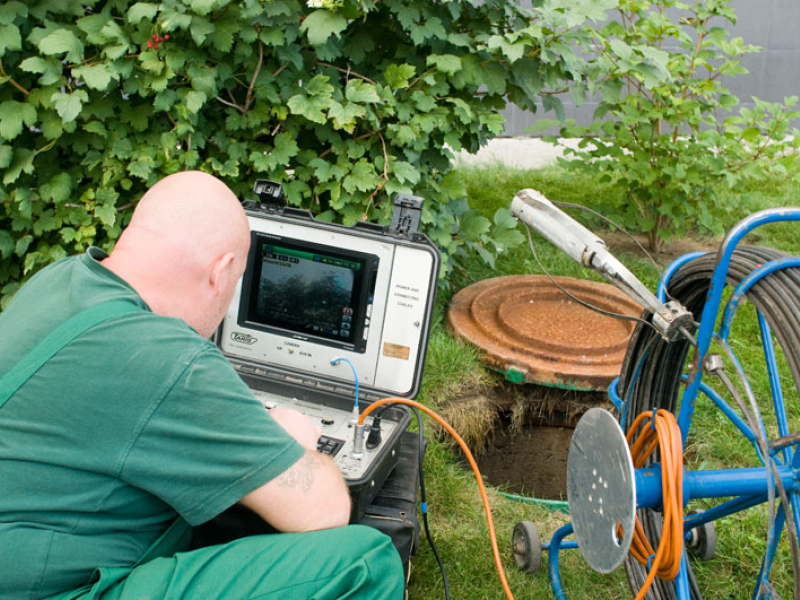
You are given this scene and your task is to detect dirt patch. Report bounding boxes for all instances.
[603,232,721,267]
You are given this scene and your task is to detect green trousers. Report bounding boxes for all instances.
[54,525,404,600]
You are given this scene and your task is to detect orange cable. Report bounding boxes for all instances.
[360,397,515,600]
[625,409,685,600]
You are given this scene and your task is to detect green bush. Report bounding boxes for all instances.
[0,0,608,308]
[538,0,800,252]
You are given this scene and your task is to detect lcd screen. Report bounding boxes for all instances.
[239,234,378,352]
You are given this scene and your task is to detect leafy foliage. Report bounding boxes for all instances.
[538,0,800,251]
[0,0,604,308]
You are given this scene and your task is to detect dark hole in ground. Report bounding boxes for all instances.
[475,410,576,501]
[464,382,610,501]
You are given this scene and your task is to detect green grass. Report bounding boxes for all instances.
[406,163,800,599]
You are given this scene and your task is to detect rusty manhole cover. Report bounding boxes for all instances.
[447,275,643,390]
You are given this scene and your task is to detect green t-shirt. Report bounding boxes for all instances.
[0,248,305,600]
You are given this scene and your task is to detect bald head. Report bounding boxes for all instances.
[103,171,251,337]
[128,171,249,265]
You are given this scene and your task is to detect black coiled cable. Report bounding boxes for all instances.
[618,246,800,599]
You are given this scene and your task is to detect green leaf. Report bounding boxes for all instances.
[209,18,237,52]
[427,54,463,75]
[191,0,218,16]
[40,172,73,204]
[384,63,415,90]
[481,62,507,95]
[72,64,114,91]
[639,46,669,74]
[52,90,89,124]
[0,230,13,259]
[95,203,117,227]
[99,20,126,44]
[328,101,365,132]
[492,227,525,252]
[459,212,491,238]
[153,89,177,112]
[392,161,420,185]
[608,38,634,61]
[343,159,379,193]
[0,101,37,140]
[20,56,62,85]
[127,3,159,23]
[309,158,346,183]
[409,17,447,45]
[0,144,11,169]
[493,208,518,230]
[128,157,154,180]
[190,16,216,46]
[0,2,27,26]
[287,75,335,124]
[272,132,299,164]
[83,121,107,136]
[486,35,525,63]
[39,28,84,63]
[103,44,130,60]
[388,123,418,146]
[76,14,106,39]
[0,24,21,55]
[301,10,348,46]
[345,79,380,104]
[185,90,207,113]
[15,235,32,257]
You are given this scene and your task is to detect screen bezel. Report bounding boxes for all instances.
[237,231,378,353]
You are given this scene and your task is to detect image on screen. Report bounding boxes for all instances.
[239,235,377,351]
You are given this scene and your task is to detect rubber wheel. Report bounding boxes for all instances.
[686,509,717,562]
[512,520,542,574]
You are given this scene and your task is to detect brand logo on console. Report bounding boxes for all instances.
[230,332,258,345]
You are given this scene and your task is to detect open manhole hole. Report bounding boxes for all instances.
[446,275,638,500]
[466,384,610,501]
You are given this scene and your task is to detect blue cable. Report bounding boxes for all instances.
[331,357,359,409]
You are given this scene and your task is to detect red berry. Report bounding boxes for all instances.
[147,40,153,48]
[164,34,170,40]
[152,34,157,40]
[154,44,159,50]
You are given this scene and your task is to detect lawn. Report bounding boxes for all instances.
[405,163,800,599]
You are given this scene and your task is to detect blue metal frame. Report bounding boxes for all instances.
[542,208,800,600]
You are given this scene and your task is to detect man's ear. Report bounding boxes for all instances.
[209,252,236,296]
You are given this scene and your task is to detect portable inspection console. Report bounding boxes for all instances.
[214,180,439,525]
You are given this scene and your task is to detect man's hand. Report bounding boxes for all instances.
[269,407,321,452]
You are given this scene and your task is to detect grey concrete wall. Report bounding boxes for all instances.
[501,0,800,136]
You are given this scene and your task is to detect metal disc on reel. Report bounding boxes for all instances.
[567,407,636,574]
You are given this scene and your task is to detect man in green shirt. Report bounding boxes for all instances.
[0,171,403,599]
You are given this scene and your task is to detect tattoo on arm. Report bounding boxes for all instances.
[275,451,322,492]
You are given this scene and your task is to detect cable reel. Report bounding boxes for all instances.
[510,193,800,600]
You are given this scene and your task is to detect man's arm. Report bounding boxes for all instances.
[239,408,351,532]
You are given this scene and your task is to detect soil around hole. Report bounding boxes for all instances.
[475,418,574,500]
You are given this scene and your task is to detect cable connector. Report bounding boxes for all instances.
[703,353,725,375]
[352,422,366,458]
[366,416,383,450]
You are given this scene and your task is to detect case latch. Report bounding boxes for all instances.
[389,194,424,237]
[251,179,286,209]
